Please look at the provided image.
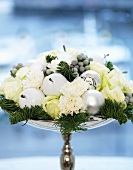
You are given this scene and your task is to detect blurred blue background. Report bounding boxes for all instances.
[0,0,133,159]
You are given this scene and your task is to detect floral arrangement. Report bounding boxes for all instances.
[0,46,133,134]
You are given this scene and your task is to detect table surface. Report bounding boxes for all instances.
[0,156,133,170]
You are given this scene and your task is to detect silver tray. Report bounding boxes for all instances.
[27,118,114,131]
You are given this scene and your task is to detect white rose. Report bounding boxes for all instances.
[107,68,132,93]
[16,67,30,80]
[89,61,110,76]
[101,86,125,103]
[1,77,23,102]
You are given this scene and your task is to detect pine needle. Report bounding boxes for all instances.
[106,61,114,71]
[57,61,77,82]
[1,95,133,134]
[46,55,57,63]
[9,106,52,125]
[55,113,90,135]
[99,99,128,124]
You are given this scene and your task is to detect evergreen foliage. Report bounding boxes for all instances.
[55,113,90,135]
[57,61,77,82]
[1,95,133,134]
[46,55,57,63]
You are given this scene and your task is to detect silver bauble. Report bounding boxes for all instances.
[42,73,67,96]
[82,90,104,115]
[19,88,45,108]
[80,70,100,89]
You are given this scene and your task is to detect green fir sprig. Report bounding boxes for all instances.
[0,95,52,124]
[104,54,114,71]
[1,95,133,134]
[46,55,57,63]
[63,45,66,52]
[10,63,23,78]
[124,104,133,123]
[57,61,77,82]
[99,99,128,124]
[9,105,52,125]
[106,61,114,71]
[55,113,90,135]
[0,95,19,113]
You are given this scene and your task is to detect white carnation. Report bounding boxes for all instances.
[61,77,89,96]
[59,95,84,115]
[22,65,44,89]
[47,59,61,72]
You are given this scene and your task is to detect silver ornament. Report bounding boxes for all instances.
[80,70,100,89]
[42,73,67,96]
[19,88,45,108]
[82,90,104,115]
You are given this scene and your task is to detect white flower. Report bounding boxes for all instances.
[61,77,89,96]
[66,48,83,59]
[107,68,132,93]
[57,52,75,65]
[47,59,61,72]
[24,59,36,67]
[129,80,133,93]
[59,77,88,115]
[101,86,125,103]
[89,61,110,76]
[0,77,23,102]
[59,95,84,115]
[35,57,47,69]
[22,65,44,89]
[90,54,105,64]
[37,50,59,59]
[16,66,30,80]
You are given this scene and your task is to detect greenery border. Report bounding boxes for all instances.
[0,95,133,134]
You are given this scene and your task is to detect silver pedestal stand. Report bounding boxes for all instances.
[28,118,113,170]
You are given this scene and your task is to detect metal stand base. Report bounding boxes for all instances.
[60,134,75,170]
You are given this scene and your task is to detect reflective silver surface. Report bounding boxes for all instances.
[60,134,74,170]
[27,118,114,132]
[27,118,113,170]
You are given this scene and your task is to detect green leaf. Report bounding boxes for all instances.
[9,105,52,125]
[106,61,114,71]
[99,99,127,124]
[55,113,90,135]
[46,55,57,63]
[63,45,66,52]
[122,71,128,74]
[0,95,52,124]
[124,104,133,123]
[57,61,77,82]
[1,95,133,135]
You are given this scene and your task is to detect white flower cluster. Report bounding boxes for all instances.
[59,77,89,115]
[0,48,133,120]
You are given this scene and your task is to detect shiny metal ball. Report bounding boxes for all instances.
[80,70,100,89]
[82,90,105,115]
